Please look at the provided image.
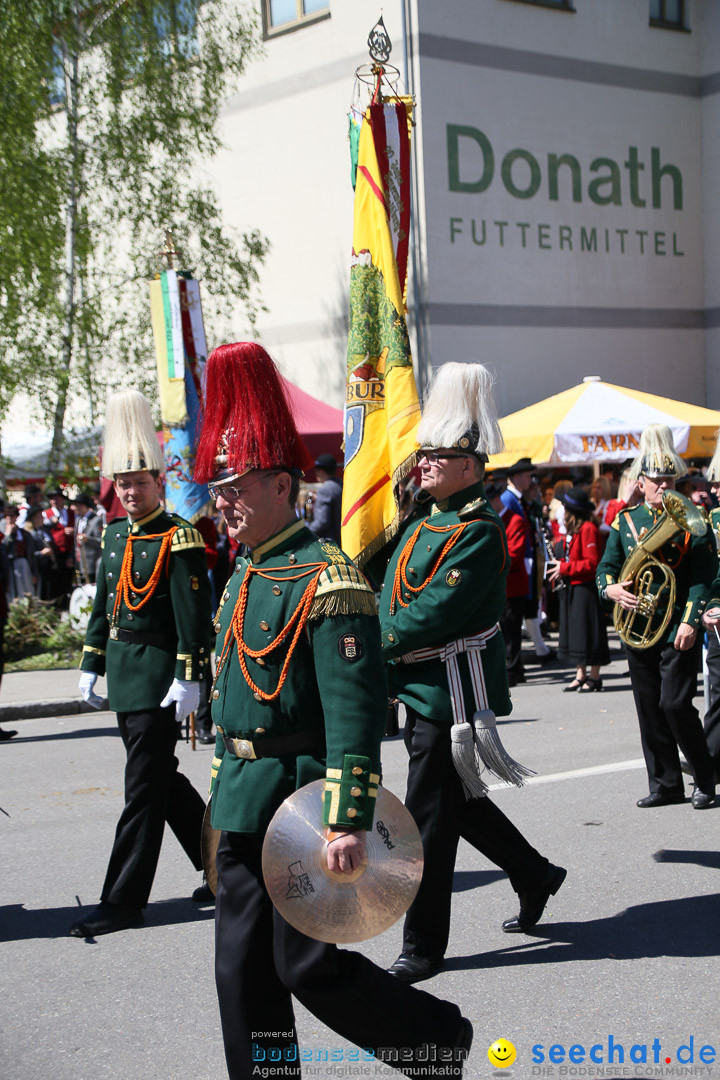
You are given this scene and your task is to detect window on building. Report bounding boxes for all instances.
[649,0,688,30]
[502,0,575,11]
[264,0,330,37]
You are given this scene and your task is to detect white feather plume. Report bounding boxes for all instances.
[628,423,684,481]
[101,390,164,478]
[416,362,505,455]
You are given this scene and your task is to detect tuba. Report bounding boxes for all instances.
[613,490,707,650]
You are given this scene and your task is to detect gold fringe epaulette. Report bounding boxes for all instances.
[171,526,205,551]
[309,562,378,620]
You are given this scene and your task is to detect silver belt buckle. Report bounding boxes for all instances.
[233,738,256,760]
[109,627,119,640]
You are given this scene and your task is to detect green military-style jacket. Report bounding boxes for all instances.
[81,505,212,712]
[703,507,720,610]
[208,518,386,837]
[378,480,512,723]
[595,500,717,642]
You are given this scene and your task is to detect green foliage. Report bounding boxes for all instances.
[4,596,85,666]
[0,0,269,462]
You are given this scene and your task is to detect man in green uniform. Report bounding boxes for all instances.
[379,363,566,985]
[596,423,716,809]
[71,390,211,937]
[695,438,720,779]
[195,342,472,1080]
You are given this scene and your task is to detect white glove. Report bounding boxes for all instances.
[160,678,200,722]
[78,672,103,710]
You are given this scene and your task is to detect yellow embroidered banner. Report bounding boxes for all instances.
[341,98,420,566]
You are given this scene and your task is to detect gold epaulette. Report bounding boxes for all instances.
[171,526,205,551]
[100,524,107,550]
[458,496,488,521]
[309,562,377,619]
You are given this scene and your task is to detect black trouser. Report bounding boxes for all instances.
[100,706,205,908]
[500,596,526,674]
[704,631,720,773]
[401,707,551,959]
[195,682,213,738]
[214,831,465,1080]
[626,639,715,795]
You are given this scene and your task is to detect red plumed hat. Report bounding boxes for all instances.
[194,342,313,483]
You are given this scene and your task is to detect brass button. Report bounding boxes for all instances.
[388,633,395,642]
[107,572,113,580]
[260,620,270,631]
[213,622,220,633]
[133,571,141,581]
[351,786,362,797]
[272,586,281,595]
[255,657,266,666]
[223,591,230,601]
[288,553,297,564]
[200,648,205,654]
[115,534,121,541]
[254,691,264,702]
[212,690,220,700]
[346,807,358,818]
[235,564,242,573]
[408,567,415,574]
[427,545,431,551]
[141,551,148,559]
[255,727,266,734]
[352,767,363,776]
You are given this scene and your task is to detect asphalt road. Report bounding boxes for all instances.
[2,636,719,1080]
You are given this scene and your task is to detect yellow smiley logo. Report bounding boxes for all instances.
[488,1039,517,1068]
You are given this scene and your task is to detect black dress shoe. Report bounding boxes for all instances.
[534,649,557,666]
[196,731,214,745]
[70,902,144,937]
[636,791,685,808]
[691,786,715,809]
[502,864,567,933]
[387,952,444,983]
[0,728,18,741]
[191,879,215,903]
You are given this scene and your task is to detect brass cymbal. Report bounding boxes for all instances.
[261,780,423,944]
[201,799,220,895]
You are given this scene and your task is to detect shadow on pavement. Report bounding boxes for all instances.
[453,869,506,893]
[654,847,720,870]
[4,726,118,743]
[0,898,215,942]
[444,890,720,971]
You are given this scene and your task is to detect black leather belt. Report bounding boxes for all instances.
[220,729,325,761]
[110,627,172,648]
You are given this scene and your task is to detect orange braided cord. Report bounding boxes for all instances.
[111,527,179,626]
[215,562,328,703]
[390,521,469,613]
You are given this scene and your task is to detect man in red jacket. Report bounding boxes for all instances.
[488,480,531,687]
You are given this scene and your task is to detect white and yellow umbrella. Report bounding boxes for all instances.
[489,377,720,469]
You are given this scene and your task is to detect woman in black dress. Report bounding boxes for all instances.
[546,486,610,692]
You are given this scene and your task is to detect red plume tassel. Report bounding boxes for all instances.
[194,342,313,483]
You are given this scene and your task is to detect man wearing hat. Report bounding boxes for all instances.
[308,452,343,544]
[379,363,566,985]
[71,390,211,937]
[44,487,75,603]
[500,458,554,682]
[72,491,103,584]
[195,342,472,1079]
[17,483,43,528]
[596,423,717,809]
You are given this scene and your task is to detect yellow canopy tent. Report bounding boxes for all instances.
[489,378,720,469]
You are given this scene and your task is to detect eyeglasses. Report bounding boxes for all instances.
[209,472,279,501]
[419,452,470,465]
